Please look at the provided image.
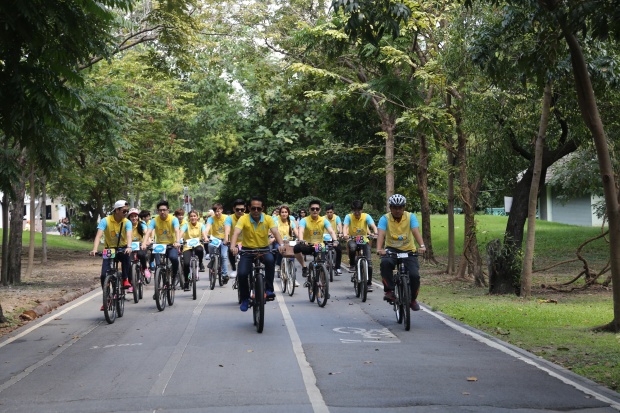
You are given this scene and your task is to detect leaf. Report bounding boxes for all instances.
[467,377,478,382]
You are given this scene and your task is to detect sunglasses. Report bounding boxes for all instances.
[250,206,263,212]
[121,209,129,214]
[235,208,245,212]
[310,207,320,211]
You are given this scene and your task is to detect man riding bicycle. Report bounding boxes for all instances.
[224,198,247,278]
[376,194,426,311]
[89,200,133,310]
[343,200,378,291]
[230,196,286,312]
[323,203,343,275]
[204,203,229,280]
[142,200,181,283]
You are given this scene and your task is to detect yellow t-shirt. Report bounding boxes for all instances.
[153,214,177,244]
[103,215,130,248]
[302,216,329,244]
[182,221,204,252]
[209,214,228,239]
[276,216,296,240]
[384,212,416,251]
[228,213,245,242]
[235,213,276,248]
[347,212,371,242]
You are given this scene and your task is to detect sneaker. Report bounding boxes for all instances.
[240,299,249,312]
[302,267,308,277]
[336,268,342,275]
[128,286,134,293]
[266,290,276,300]
[303,281,310,288]
[222,275,229,284]
[410,300,420,311]
[367,285,373,292]
[145,269,151,280]
[384,291,396,302]
[349,265,355,273]
[184,283,190,291]
[122,279,131,289]
[294,280,300,287]
[199,262,205,272]
[230,271,237,278]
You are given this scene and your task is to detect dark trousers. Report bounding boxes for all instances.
[380,249,420,299]
[154,247,180,279]
[100,249,131,288]
[237,249,275,300]
[183,246,205,277]
[347,241,373,280]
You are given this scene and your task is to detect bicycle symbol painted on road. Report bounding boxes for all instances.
[333,327,400,343]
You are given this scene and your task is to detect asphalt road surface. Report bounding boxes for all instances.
[1,261,620,413]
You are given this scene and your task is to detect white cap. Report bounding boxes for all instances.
[113,200,128,210]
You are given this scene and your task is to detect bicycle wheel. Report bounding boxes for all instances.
[359,259,368,303]
[218,255,224,286]
[401,274,411,331]
[102,273,116,324]
[190,259,198,300]
[327,250,335,282]
[253,272,265,333]
[154,267,166,311]
[353,259,362,298]
[209,256,218,290]
[116,273,125,318]
[307,266,316,302]
[288,260,296,297]
[167,267,175,306]
[131,263,139,303]
[316,265,329,307]
[279,258,288,293]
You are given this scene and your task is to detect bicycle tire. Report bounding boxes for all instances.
[154,267,166,311]
[102,273,116,324]
[191,259,198,300]
[394,275,403,324]
[401,274,411,331]
[131,263,139,303]
[308,266,316,302]
[316,265,329,307]
[209,256,217,290]
[353,259,362,298]
[359,259,368,303]
[279,258,287,293]
[116,272,125,318]
[167,267,175,306]
[288,260,296,297]
[327,250,335,282]
[138,268,144,300]
[253,272,265,333]
[218,255,224,286]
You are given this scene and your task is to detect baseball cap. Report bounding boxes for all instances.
[113,200,128,209]
[127,208,139,217]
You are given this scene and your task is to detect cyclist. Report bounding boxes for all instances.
[296,208,307,226]
[376,194,426,311]
[324,203,343,275]
[343,200,378,291]
[204,202,229,280]
[89,200,133,310]
[142,200,181,284]
[273,205,300,287]
[180,210,206,291]
[174,208,187,241]
[224,198,246,278]
[230,196,286,312]
[139,209,154,278]
[293,200,339,279]
[128,208,149,282]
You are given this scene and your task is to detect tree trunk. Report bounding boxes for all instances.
[446,134,456,275]
[416,133,438,264]
[383,114,396,205]
[521,81,552,298]
[41,175,47,263]
[564,31,620,332]
[1,192,9,286]
[26,165,35,278]
[0,303,6,324]
[8,169,27,284]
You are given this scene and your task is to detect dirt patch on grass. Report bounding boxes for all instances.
[0,249,100,338]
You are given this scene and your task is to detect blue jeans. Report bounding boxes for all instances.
[208,240,229,275]
[237,249,275,300]
[100,248,131,288]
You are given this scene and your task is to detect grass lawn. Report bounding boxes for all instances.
[414,214,619,392]
[0,231,92,251]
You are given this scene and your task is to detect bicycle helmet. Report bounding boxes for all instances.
[388,194,406,207]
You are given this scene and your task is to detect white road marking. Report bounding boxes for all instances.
[0,290,102,350]
[276,293,329,413]
[149,290,210,395]
[423,307,620,411]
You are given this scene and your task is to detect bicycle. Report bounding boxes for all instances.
[129,242,144,303]
[279,240,297,296]
[231,250,242,303]
[184,238,203,300]
[150,243,177,311]
[207,237,225,290]
[238,248,273,333]
[382,250,414,331]
[349,235,374,303]
[97,248,126,324]
[303,242,330,308]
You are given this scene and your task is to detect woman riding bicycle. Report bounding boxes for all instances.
[273,205,298,273]
[180,210,206,291]
[128,208,150,282]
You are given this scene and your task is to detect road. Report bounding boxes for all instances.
[1,261,620,413]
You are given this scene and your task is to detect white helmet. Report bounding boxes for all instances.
[388,194,406,207]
